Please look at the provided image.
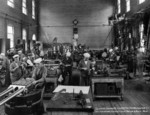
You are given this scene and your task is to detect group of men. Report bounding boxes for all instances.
[0,50,47,88]
[0,45,96,87]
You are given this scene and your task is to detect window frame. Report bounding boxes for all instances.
[7,0,14,8]
[22,28,28,51]
[7,25,14,49]
[32,0,36,19]
[117,0,121,14]
[126,0,130,12]
[22,0,27,15]
[139,23,145,52]
[32,34,36,41]
[139,0,145,4]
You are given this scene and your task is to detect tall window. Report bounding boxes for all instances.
[117,0,121,14]
[22,0,27,15]
[139,23,145,52]
[7,0,14,8]
[32,34,36,41]
[126,0,130,12]
[32,0,35,19]
[139,0,145,4]
[22,29,27,51]
[7,25,14,48]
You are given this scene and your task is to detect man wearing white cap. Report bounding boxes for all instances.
[18,50,25,61]
[32,58,47,85]
[31,58,47,114]
[62,51,73,85]
[78,52,92,86]
[10,54,22,83]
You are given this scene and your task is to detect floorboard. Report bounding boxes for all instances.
[0,77,150,115]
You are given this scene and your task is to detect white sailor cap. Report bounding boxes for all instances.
[66,52,71,57]
[34,58,43,64]
[0,53,5,56]
[83,53,90,58]
[109,49,113,52]
[114,47,118,50]
[13,54,19,58]
[27,59,34,66]
[18,50,22,53]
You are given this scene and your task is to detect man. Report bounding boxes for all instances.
[32,58,47,86]
[10,54,23,83]
[0,53,10,86]
[62,52,73,85]
[31,58,47,114]
[0,58,6,86]
[136,48,144,77]
[78,53,92,86]
[102,48,108,61]
[18,50,25,61]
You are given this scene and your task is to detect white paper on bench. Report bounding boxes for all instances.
[53,85,90,94]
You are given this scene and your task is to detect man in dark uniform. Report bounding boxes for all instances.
[0,53,10,86]
[0,58,6,86]
[32,58,47,86]
[62,52,73,85]
[31,58,47,114]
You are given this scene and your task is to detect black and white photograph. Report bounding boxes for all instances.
[0,0,150,115]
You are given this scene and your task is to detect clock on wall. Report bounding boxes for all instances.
[73,19,78,25]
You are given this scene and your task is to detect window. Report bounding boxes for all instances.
[22,0,27,15]
[117,0,121,14]
[139,23,145,52]
[32,34,36,41]
[7,0,14,8]
[126,0,130,12]
[22,29,27,51]
[7,25,14,48]
[139,0,145,4]
[32,0,35,19]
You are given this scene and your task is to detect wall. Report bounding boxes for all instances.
[0,0,39,53]
[39,0,115,49]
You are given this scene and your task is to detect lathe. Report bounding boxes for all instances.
[0,78,44,115]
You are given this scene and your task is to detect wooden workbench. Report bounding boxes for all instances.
[91,76,124,100]
[46,85,94,115]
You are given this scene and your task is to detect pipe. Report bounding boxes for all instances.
[0,87,24,106]
[0,87,13,97]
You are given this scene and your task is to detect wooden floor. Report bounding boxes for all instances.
[1,77,150,115]
[92,77,150,115]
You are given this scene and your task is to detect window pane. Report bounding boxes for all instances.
[117,0,121,14]
[7,26,13,33]
[32,34,36,40]
[22,29,28,51]
[139,0,145,4]
[23,8,27,15]
[7,25,14,48]
[126,0,130,12]
[32,0,35,19]
[22,0,27,15]
[7,0,14,8]
[22,29,27,40]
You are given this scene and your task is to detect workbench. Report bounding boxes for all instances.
[91,76,124,100]
[46,85,94,115]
